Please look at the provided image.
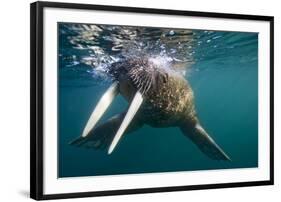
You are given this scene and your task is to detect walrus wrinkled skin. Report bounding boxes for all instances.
[70,57,230,161]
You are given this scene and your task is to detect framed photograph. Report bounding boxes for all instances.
[30,1,274,200]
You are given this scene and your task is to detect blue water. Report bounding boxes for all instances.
[58,23,258,178]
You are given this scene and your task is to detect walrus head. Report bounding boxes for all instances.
[109,57,169,96]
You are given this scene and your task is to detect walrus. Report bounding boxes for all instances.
[70,56,230,160]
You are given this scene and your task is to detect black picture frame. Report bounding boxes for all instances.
[30,1,274,200]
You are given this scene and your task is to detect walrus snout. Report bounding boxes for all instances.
[109,57,171,95]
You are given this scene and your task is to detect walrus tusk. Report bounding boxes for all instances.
[81,82,119,137]
[108,91,143,154]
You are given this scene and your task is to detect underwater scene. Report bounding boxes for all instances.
[58,23,258,178]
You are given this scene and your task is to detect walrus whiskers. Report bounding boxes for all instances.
[141,72,151,94]
[144,78,152,94]
[129,65,153,94]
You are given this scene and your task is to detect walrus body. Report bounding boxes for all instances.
[70,57,230,161]
[113,57,196,127]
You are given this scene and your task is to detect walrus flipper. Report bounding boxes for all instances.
[180,123,231,161]
[70,113,143,151]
